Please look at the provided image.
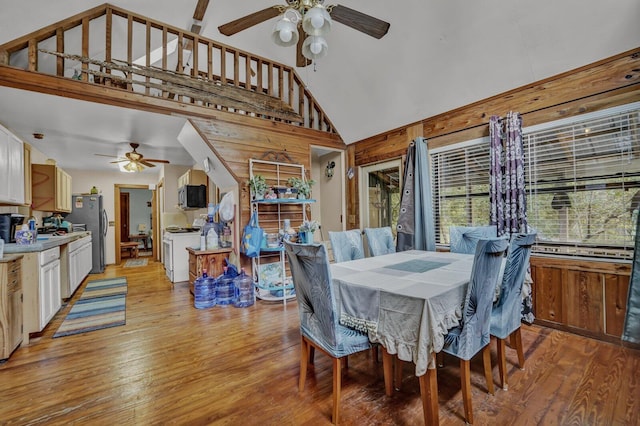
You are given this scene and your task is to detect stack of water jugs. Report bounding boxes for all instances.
[193,262,254,309]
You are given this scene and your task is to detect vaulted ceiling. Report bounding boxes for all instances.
[0,0,638,172]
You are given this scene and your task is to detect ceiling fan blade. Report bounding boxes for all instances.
[330,5,390,39]
[139,160,156,168]
[109,159,128,163]
[144,158,171,164]
[218,7,281,36]
[95,153,119,158]
[296,35,312,68]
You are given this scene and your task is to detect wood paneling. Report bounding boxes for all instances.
[532,264,564,324]
[565,270,604,333]
[605,274,630,337]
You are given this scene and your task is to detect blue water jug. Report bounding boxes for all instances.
[216,267,236,306]
[194,269,215,309]
[233,268,254,308]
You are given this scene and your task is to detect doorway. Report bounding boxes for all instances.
[311,147,346,241]
[114,184,156,264]
[359,159,402,233]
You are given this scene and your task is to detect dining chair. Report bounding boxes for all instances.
[490,232,536,390]
[449,225,497,254]
[364,226,396,257]
[441,237,509,424]
[283,241,371,424]
[328,229,365,263]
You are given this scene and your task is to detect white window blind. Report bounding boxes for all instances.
[525,105,640,258]
[431,140,490,245]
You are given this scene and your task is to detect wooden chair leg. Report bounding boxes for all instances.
[513,328,525,370]
[382,347,394,396]
[299,336,309,392]
[482,345,495,395]
[332,357,342,424]
[460,359,473,424]
[394,357,403,391]
[496,337,508,390]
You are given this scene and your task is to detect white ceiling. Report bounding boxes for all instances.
[0,0,638,173]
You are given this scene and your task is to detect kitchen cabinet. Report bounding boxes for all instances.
[20,247,61,345]
[32,164,72,212]
[0,254,23,361]
[178,169,208,188]
[0,124,25,205]
[531,255,631,342]
[63,234,92,298]
[187,247,233,294]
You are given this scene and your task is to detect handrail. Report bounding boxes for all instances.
[0,3,338,134]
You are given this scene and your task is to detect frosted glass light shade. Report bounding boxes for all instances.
[302,6,331,36]
[272,17,299,47]
[302,35,328,60]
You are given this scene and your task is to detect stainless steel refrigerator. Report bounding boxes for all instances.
[65,194,107,273]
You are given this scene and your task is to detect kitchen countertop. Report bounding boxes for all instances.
[3,231,91,253]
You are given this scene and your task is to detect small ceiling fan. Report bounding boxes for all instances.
[218,0,390,67]
[95,143,170,171]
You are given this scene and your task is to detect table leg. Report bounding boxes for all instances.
[418,365,439,426]
[382,347,394,396]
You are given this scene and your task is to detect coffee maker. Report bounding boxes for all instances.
[0,213,25,243]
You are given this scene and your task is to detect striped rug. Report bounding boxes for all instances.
[54,277,127,338]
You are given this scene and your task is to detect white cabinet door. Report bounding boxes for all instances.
[0,127,10,202]
[7,134,24,204]
[80,240,93,277]
[68,249,79,295]
[39,259,61,330]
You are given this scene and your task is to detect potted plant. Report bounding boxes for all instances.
[299,219,320,244]
[287,177,316,199]
[247,175,269,199]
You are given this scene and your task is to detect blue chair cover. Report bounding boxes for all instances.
[490,233,537,340]
[443,238,509,360]
[284,242,371,358]
[449,225,497,254]
[328,229,365,263]
[364,227,396,257]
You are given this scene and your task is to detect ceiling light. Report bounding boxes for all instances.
[120,161,144,173]
[271,1,333,62]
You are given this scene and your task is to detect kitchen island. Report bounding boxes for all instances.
[4,231,92,345]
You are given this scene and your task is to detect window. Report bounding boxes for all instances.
[359,160,402,234]
[431,102,640,259]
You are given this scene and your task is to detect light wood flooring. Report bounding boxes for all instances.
[1,259,639,425]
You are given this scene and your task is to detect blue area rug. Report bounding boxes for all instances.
[54,277,127,338]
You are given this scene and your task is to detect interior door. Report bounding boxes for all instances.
[120,192,130,242]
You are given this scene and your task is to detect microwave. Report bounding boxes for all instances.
[178,185,207,209]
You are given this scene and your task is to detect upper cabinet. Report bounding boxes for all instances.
[0,124,25,206]
[32,164,72,213]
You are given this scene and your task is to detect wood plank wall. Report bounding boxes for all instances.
[346,47,640,230]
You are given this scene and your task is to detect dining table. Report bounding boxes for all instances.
[330,249,475,425]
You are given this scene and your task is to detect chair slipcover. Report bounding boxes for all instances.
[443,238,509,360]
[364,227,396,257]
[284,242,371,358]
[449,225,498,254]
[329,229,365,263]
[490,233,537,340]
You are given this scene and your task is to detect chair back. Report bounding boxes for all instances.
[450,225,498,254]
[444,238,509,360]
[284,242,341,351]
[328,229,365,263]
[364,227,396,257]
[490,233,536,339]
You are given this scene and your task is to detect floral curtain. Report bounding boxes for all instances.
[489,112,534,323]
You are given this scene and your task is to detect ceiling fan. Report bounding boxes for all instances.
[218,0,390,67]
[95,143,170,172]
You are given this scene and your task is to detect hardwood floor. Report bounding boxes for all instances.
[1,259,639,425]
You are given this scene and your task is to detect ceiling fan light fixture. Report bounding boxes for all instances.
[272,15,299,47]
[302,5,331,36]
[121,161,144,173]
[302,35,328,60]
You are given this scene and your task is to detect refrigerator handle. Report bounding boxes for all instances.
[102,210,108,236]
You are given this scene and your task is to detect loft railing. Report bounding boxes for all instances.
[0,3,337,133]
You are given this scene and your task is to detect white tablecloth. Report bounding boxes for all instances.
[331,250,474,376]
